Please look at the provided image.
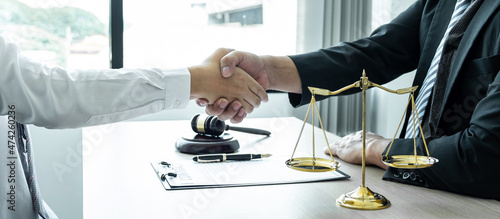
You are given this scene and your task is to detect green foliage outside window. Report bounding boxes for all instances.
[0,0,107,66]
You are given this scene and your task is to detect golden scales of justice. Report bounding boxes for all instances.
[285,70,439,210]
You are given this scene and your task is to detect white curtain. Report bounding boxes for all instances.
[319,0,372,136]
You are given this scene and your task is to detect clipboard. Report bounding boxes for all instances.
[151,157,349,190]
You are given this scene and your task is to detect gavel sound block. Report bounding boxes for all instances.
[175,114,270,154]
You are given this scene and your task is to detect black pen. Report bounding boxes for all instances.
[193,153,272,163]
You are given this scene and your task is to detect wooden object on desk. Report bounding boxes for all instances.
[83,117,500,218]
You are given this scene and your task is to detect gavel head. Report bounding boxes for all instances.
[191,114,226,136]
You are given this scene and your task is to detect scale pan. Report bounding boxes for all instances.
[285,157,340,172]
[383,155,438,169]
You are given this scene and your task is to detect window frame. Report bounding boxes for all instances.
[110,0,123,69]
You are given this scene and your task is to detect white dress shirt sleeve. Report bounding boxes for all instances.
[0,36,191,129]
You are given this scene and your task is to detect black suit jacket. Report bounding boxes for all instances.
[288,0,500,200]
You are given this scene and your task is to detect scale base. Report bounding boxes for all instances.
[337,186,390,210]
[175,133,239,154]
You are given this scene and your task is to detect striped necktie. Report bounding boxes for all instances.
[17,123,49,218]
[405,0,471,138]
[426,0,484,136]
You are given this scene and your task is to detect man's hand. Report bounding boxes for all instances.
[189,48,268,115]
[197,49,300,123]
[220,50,270,90]
[324,131,390,169]
[197,50,271,123]
[196,98,248,123]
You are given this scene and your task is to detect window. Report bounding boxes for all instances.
[0,0,301,122]
[1,0,298,70]
[0,0,109,69]
[122,0,297,69]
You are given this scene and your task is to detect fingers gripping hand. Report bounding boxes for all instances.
[203,99,246,123]
[219,67,267,114]
[199,49,271,123]
[191,48,267,113]
[205,50,270,122]
[196,66,266,116]
[196,86,246,123]
[220,50,270,90]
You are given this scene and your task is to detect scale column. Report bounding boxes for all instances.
[336,70,390,210]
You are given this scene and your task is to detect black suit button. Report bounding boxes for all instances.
[403,172,410,179]
[410,172,417,181]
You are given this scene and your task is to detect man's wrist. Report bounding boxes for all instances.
[263,56,301,93]
[188,66,203,100]
[368,138,391,169]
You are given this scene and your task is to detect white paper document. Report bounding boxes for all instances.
[151,156,349,190]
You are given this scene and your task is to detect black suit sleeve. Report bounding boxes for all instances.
[288,0,424,107]
[383,70,500,200]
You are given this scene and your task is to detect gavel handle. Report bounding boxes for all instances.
[226,126,271,136]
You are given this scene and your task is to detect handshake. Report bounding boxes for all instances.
[188,48,295,124]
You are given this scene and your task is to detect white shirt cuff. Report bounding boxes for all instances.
[161,68,190,109]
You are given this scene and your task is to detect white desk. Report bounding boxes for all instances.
[83,117,499,218]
